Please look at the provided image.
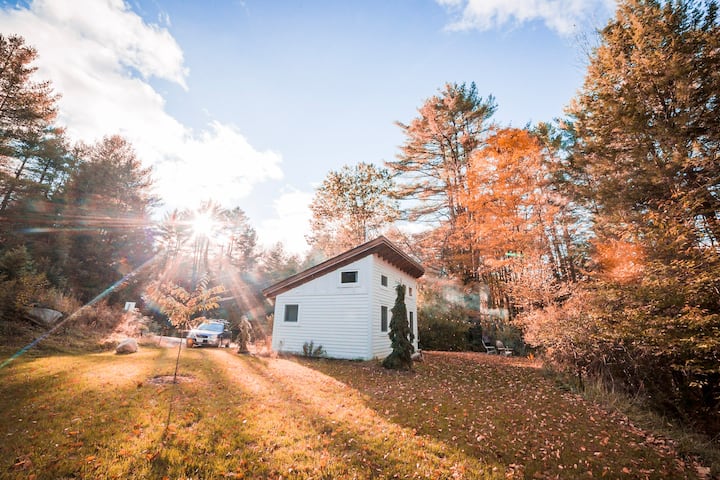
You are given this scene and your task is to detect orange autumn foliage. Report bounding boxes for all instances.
[460,128,549,267]
[594,239,645,284]
[453,128,575,310]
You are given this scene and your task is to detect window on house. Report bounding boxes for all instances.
[409,311,414,334]
[381,275,388,287]
[408,287,413,296]
[381,306,388,332]
[284,304,299,322]
[341,271,358,284]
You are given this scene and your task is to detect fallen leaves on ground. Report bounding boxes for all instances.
[301,351,698,479]
[0,348,702,479]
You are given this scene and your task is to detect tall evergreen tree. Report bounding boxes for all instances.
[60,136,157,302]
[156,209,190,266]
[388,82,496,277]
[258,243,301,286]
[389,82,496,224]
[0,35,73,291]
[0,126,71,216]
[569,0,720,248]
[382,283,414,370]
[223,206,259,270]
[561,0,720,433]
[0,34,59,214]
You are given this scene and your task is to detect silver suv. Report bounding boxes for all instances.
[186,320,231,348]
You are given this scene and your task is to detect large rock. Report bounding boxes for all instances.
[115,338,139,354]
[27,307,63,326]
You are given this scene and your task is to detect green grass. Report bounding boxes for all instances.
[0,347,705,479]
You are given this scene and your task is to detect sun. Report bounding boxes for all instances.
[191,212,216,238]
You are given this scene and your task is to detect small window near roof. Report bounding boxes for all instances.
[409,287,413,296]
[381,306,388,332]
[381,275,388,287]
[341,271,358,284]
[284,304,298,322]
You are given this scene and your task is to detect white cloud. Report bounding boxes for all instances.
[437,0,615,36]
[14,0,188,88]
[256,188,313,256]
[155,122,283,209]
[0,0,283,212]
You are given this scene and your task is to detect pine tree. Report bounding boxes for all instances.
[0,34,59,214]
[382,283,414,370]
[60,136,157,302]
[560,0,720,434]
[389,82,496,224]
[258,243,301,285]
[569,0,720,249]
[388,82,496,278]
[223,206,258,270]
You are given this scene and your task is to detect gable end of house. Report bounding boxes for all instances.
[262,236,424,299]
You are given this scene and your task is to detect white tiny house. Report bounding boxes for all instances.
[262,236,424,360]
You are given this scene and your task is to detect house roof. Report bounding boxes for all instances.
[262,236,424,298]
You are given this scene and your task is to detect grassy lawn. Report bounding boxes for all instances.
[0,346,700,479]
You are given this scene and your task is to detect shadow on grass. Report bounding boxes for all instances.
[291,351,696,480]
[0,347,696,479]
[209,350,504,479]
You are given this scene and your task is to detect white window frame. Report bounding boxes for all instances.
[284,304,299,323]
[339,270,359,286]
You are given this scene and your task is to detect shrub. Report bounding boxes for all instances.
[236,316,252,353]
[0,246,48,322]
[71,301,119,331]
[302,341,325,358]
[518,283,720,437]
[418,316,469,351]
[417,301,469,351]
[36,289,82,316]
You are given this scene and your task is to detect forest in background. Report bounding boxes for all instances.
[1,0,718,438]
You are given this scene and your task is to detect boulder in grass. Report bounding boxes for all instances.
[27,307,63,326]
[115,338,138,354]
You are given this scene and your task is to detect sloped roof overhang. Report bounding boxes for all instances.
[262,236,424,299]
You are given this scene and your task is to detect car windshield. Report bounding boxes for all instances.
[197,323,224,332]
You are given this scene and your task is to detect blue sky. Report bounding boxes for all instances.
[0,0,615,253]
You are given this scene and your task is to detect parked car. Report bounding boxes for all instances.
[186,320,231,348]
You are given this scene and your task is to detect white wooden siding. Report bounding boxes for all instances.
[369,255,418,359]
[271,253,419,361]
[272,256,372,360]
